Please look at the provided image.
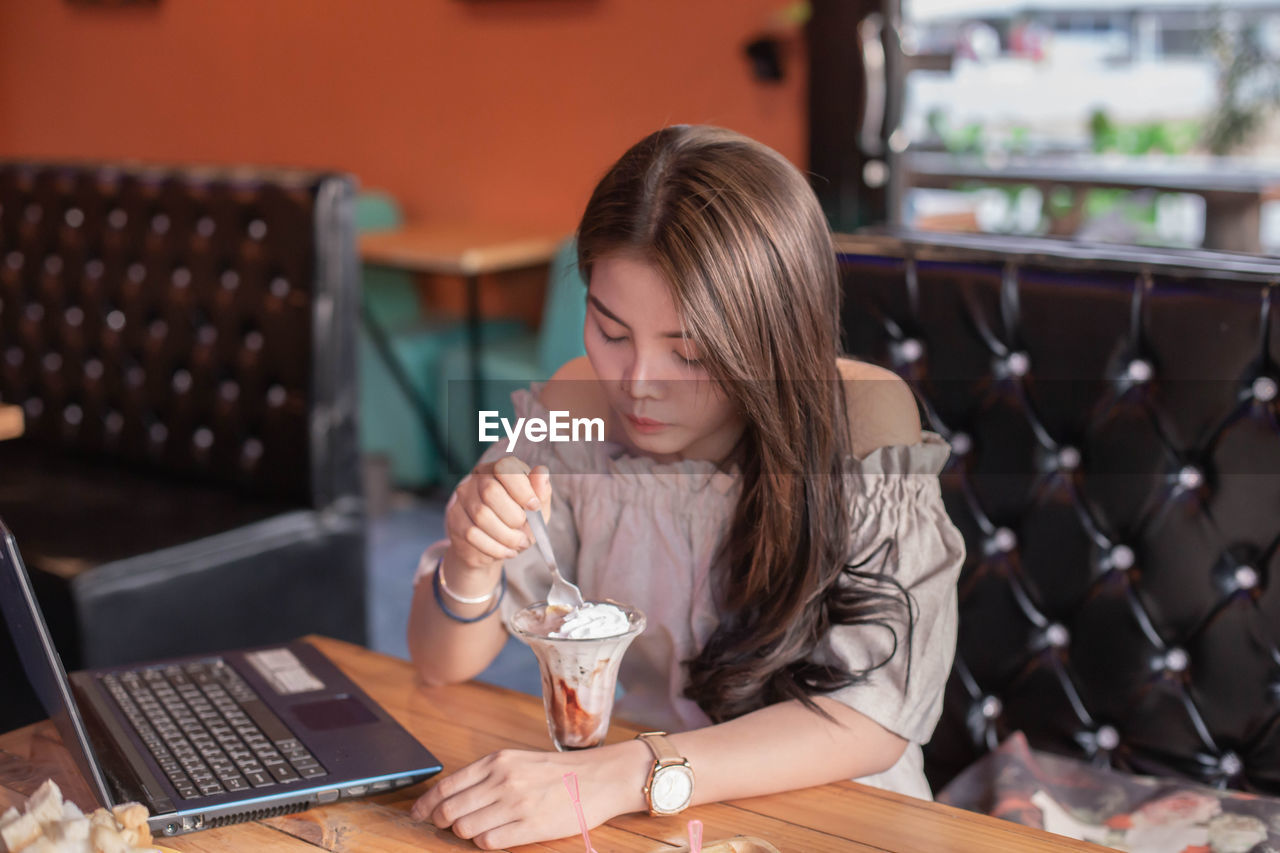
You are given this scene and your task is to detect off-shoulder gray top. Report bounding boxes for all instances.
[417,385,966,800]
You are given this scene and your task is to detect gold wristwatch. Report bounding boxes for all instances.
[636,731,694,816]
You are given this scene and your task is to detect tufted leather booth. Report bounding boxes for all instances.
[0,161,365,732]
[837,229,1280,797]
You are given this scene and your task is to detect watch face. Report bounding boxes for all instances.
[652,765,694,812]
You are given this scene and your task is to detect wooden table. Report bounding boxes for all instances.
[906,149,1280,253]
[0,636,1106,852]
[0,404,22,441]
[359,225,566,467]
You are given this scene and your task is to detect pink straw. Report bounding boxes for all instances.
[687,818,703,853]
[562,772,597,853]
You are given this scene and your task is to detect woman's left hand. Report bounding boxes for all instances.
[410,743,647,850]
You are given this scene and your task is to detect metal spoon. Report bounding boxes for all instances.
[526,509,585,609]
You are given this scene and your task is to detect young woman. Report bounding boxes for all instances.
[406,125,965,850]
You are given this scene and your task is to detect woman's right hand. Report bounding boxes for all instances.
[446,456,553,572]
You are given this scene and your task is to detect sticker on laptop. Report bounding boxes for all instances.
[245,648,325,695]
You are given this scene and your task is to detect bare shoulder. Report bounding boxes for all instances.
[837,358,923,459]
[538,357,612,423]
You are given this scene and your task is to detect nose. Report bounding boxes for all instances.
[622,345,667,400]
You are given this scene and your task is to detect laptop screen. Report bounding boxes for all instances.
[0,518,113,807]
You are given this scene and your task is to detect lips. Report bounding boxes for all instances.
[625,413,668,433]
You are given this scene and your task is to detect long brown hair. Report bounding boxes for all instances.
[577,125,912,723]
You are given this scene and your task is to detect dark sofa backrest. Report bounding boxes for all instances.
[838,230,1280,796]
[0,162,359,508]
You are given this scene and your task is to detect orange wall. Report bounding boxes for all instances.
[0,0,807,233]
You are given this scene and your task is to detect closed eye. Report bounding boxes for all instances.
[592,312,628,344]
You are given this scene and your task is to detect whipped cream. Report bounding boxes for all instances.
[549,602,630,639]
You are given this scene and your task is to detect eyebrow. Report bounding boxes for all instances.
[588,295,687,339]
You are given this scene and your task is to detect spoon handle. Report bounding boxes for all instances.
[525,509,558,570]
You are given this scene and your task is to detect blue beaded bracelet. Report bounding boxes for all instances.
[432,562,507,624]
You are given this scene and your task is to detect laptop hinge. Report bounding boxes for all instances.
[69,672,176,816]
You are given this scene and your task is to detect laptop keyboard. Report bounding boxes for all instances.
[100,659,328,800]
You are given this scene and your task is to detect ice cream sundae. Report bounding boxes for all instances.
[510,600,644,750]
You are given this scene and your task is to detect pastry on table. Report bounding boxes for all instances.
[0,779,161,853]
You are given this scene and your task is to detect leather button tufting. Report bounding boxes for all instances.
[837,244,1280,794]
[1175,465,1203,491]
[64,208,84,228]
[107,208,127,229]
[1233,565,1259,591]
[893,337,924,364]
[241,438,264,468]
[990,527,1017,554]
[1109,545,1135,571]
[1005,351,1031,377]
[1219,752,1243,777]
[248,219,268,240]
[1126,358,1154,384]
[979,696,1003,720]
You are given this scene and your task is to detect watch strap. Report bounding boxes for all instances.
[637,731,682,766]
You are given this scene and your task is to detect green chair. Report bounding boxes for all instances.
[437,238,588,479]
[356,192,525,487]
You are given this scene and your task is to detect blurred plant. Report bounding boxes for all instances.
[1007,125,1031,155]
[926,109,987,155]
[1089,109,1200,156]
[1202,12,1280,155]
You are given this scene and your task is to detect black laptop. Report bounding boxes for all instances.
[0,517,442,839]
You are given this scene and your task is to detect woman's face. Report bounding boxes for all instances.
[584,253,744,463]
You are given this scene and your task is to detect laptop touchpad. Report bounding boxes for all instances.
[292,695,378,730]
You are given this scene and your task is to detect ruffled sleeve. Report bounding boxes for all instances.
[820,431,966,745]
